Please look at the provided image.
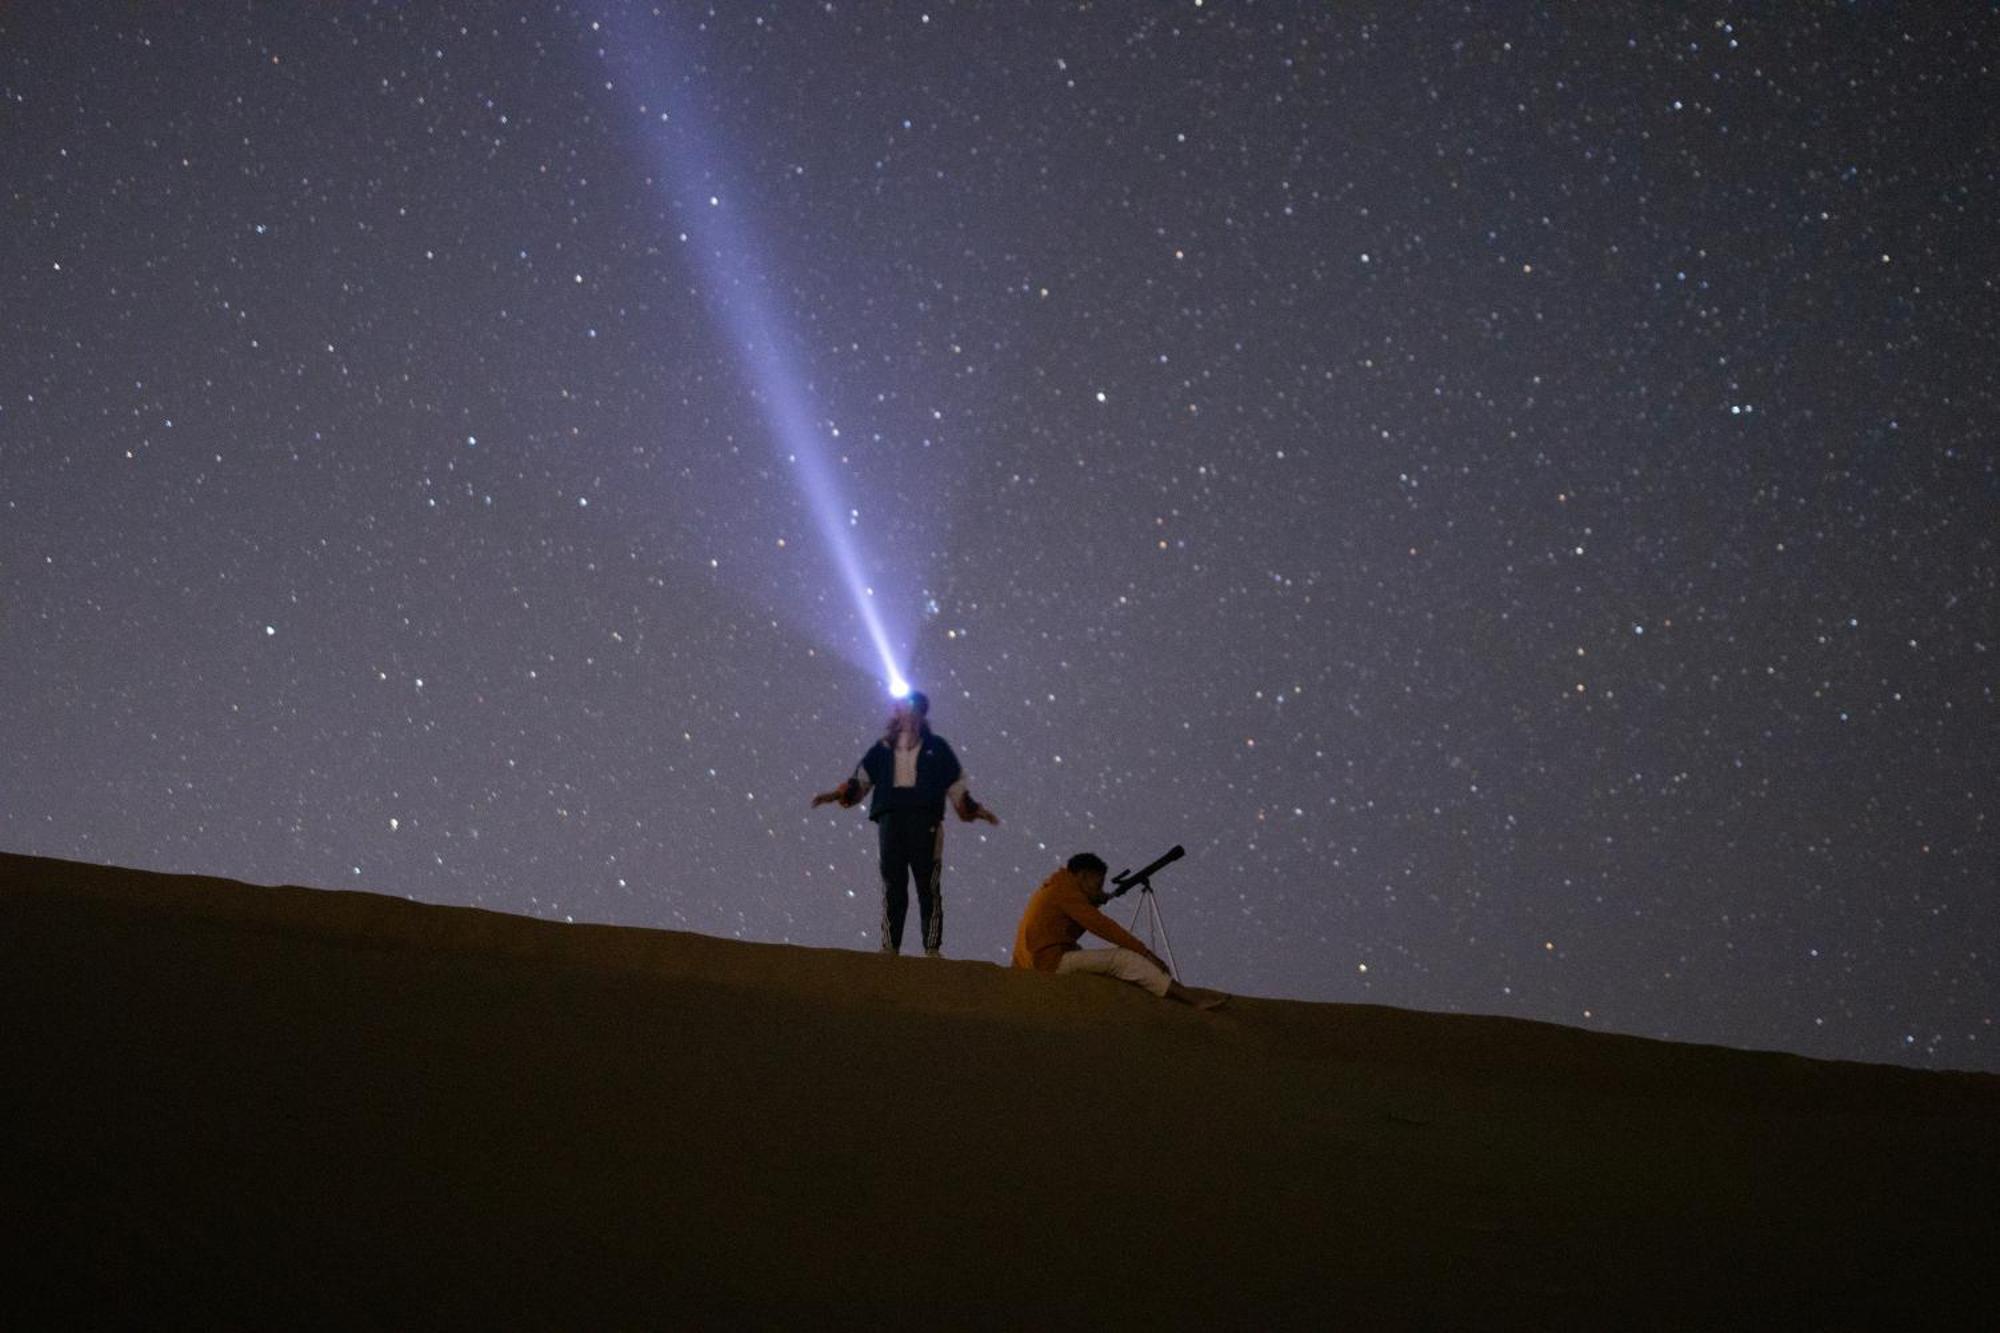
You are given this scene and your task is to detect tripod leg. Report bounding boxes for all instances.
[1147,891,1181,977]
[1126,895,1152,950]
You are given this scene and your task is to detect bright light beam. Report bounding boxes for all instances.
[601,13,910,697]
[702,270,911,699]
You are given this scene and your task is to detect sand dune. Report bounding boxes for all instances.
[4,851,1994,1328]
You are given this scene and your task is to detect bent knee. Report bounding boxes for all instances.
[1113,948,1173,997]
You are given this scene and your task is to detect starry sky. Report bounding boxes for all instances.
[4,3,1994,1072]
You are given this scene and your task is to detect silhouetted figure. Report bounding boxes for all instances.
[812,691,998,956]
[1012,852,1227,1008]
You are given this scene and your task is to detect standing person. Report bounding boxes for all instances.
[1012,853,1228,1008]
[811,691,999,957]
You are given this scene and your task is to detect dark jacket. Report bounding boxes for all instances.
[850,732,963,823]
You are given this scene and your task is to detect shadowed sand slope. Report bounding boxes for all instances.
[4,852,1995,1329]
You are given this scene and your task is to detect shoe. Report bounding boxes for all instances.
[924,948,942,959]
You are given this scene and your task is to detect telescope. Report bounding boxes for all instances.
[1108,844,1184,899]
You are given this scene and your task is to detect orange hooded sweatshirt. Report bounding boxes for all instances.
[1011,867,1155,971]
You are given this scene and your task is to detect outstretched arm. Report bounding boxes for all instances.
[948,778,999,824]
[810,774,867,809]
[952,791,999,824]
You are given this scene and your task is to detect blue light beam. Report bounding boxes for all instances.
[601,14,910,698]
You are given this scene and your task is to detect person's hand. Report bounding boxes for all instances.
[973,806,1000,826]
[810,791,838,808]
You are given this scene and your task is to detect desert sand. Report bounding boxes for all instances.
[4,850,1994,1329]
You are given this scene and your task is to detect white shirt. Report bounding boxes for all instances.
[850,735,969,805]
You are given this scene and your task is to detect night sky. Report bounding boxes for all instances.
[4,3,1994,1072]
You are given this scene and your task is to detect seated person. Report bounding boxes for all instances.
[1011,852,1227,1009]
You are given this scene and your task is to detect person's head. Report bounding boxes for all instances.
[1067,851,1109,901]
[885,690,929,741]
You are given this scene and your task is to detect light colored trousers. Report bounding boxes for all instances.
[1056,947,1172,997]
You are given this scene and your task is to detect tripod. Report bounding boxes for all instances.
[1108,844,1187,977]
[1119,878,1181,978]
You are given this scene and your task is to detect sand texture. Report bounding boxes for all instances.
[5,851,1995,1328]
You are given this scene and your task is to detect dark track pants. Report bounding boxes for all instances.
[877,812,943,953]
